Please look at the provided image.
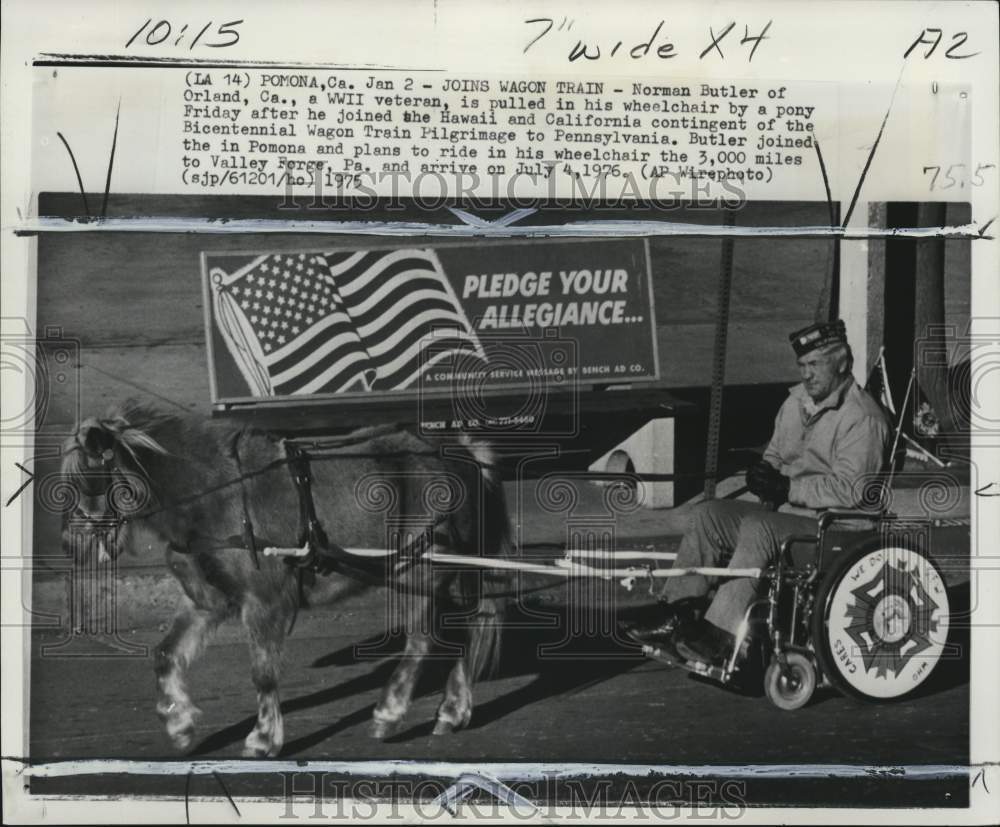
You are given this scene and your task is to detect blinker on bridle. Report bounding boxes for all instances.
[72,444,133,531]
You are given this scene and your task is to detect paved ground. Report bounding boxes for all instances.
[29,583,969,766]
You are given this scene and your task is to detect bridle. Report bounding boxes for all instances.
[64,448,154,551]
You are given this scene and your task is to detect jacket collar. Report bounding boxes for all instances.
[790,376,854,418]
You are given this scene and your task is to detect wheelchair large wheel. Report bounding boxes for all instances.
[812,537,950,701]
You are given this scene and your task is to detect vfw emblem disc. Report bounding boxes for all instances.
[826,546,950,697]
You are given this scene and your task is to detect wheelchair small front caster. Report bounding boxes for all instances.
[764,651,816,710]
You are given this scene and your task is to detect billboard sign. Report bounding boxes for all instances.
[202,238,658,408]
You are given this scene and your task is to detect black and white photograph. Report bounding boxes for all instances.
[2,1,998,824]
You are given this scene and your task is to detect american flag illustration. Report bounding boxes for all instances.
[323,248,484,390]
[209,250,485,397]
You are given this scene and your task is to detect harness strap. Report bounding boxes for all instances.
[286,442,329,552]
[284,423,404,453]
[227,430,260,570]
[281,441,405,584]
[191,432,463,633]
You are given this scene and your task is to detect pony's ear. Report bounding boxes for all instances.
[99,402,168,457]
[100,413,170,470]
[116,426,169,457]
[101,415,132,432]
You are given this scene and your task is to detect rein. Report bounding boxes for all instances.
[91,426,474,594]
[108,443,454,525]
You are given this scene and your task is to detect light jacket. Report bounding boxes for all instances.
[763,378,892,515]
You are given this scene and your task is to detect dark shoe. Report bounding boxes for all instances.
[674,619,736,668]
[622,599,701,646]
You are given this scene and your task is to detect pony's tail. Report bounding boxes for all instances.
[464,591,505,683]
[457,437,511,682]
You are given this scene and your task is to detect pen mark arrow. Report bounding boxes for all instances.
[447,206,538,229]
[5,463,35,507]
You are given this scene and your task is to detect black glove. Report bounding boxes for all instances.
[746,460,790,507]
[744,457,770,494]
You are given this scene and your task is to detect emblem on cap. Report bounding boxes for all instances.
[789,319,847,356]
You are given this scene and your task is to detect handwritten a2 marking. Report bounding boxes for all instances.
[904,28,980,59]
[125,19,242,50]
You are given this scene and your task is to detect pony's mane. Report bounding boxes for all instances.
[103,400,177,442]
[59,439,95,483]
[61,399,176,481]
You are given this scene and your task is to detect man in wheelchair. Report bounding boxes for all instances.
[627,320,892,669]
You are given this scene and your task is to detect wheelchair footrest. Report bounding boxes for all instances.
[642,642,728,684]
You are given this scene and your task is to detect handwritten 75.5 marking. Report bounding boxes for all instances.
[125,19,243,50]
[923,163,995,191]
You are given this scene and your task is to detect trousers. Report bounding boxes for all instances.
[662,499,817,635]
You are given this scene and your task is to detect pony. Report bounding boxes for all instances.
[56,401,511,757]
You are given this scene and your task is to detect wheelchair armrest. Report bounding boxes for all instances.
[778,534,821,569]
[814,508,891,573]
[816,508,888,532]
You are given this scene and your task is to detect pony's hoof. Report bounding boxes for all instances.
[243,730,280,758]
[169,725,197,752]
[432,714,470,736]
[241,741,277,758]
[369,718,402,740]
[162,704,201,751]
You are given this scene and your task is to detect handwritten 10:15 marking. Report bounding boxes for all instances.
[125,19,243,50]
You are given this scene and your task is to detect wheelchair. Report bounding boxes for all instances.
[644,508,954,710]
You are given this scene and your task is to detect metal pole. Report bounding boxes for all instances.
[703,208,737,500]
